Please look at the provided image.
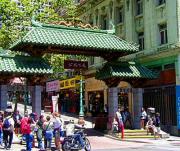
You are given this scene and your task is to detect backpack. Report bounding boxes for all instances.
[3,118,11,129]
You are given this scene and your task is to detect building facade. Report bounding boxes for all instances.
[78,0,180,135]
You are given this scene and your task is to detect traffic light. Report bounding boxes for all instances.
[0,16,2,29]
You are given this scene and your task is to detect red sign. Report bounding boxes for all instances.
[64,60,88,69]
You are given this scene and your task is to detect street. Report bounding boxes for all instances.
[8,103,180,151]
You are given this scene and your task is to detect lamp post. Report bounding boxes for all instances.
[24,78,28,114]
[78,71,85,125]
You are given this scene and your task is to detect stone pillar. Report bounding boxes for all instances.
[107,87,118,129]
[32,85,42,116]
[132,88,143,129]
[0,85,7,110]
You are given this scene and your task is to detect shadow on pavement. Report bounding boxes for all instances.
[85,128,105,137]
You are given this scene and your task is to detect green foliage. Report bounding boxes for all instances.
[0,0,78,78]
[0,0,77,48]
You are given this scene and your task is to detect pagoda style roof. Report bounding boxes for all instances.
[10,20,138,60]
[96,62,157,87]
[0,55,53,75]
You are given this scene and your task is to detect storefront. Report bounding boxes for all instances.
[85,77,108,117]
[60,76,83,114]
[45,80,60,112]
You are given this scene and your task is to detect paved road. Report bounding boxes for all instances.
[9,103,180,151]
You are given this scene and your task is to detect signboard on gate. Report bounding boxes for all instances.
[64,60,88,69]
[176,85,180,129]
[46,80,60,92]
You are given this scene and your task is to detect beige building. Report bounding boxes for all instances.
[78,0,180,135]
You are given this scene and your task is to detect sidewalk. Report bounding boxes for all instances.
[13,103,180,144]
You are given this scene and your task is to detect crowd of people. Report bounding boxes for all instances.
[0,109,65,151]
[112,107,161,139]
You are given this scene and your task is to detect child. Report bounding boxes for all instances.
[146,117,155,135]
[112,118,118,133]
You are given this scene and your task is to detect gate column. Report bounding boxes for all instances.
[108,87,118,129]
[0,85,7,110]
[132,88,143,129]
[32,85,42,116]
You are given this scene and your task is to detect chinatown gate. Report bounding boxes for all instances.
[8,19,156,128]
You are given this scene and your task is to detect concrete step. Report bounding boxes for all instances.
[124,129,147,133]
[124,132,150,136]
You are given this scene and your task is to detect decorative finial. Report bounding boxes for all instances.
[31,16,43,27]
[106,20,115,34]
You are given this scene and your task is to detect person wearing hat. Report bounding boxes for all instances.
[2,109,14,149]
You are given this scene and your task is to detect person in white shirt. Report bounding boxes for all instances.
[140,107,147,130]
[52,112,62,150]
[115,107,124,139]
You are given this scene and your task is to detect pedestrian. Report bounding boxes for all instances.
[20,110,29,143]
[52,112,62,150]
[43,116,53,149]
[22,117,34,151]
[36,115,44,149]
[111,117,118,134]
[104,104,108,116]
[13,110,22,135]
[146,116,155,135]
[154,112,161,139]
[0,111,4,146]
[2,109,14,150]
[140,107,147,130]
[124,107,132,129]
[115,107,124,139]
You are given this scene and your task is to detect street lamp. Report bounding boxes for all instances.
[24,78,28,114]
[78,71,85,125]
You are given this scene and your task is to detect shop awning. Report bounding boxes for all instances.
[0,55,53,75]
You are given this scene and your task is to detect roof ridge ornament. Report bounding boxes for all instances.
[31,16,43,27]
[106,20,115,34]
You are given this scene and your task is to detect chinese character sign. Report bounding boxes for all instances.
[46,80,60,92]
[176,86,180,129]
[64,60,88,69]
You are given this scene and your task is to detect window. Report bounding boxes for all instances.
[136,0,143,15]
[138,32,144,50]
[89,57,95,66]
[116,7,123,24]
[159,24,168,45]
[89,14,93,26]
[157,0,166,6]
[101,15,108,30]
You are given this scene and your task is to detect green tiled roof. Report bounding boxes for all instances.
[10,23,138,53]
[0,55,53,75]
[96,62,157,80]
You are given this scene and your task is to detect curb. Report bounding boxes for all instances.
[104,134,153,144]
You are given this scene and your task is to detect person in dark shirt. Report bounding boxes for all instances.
[154,112,161,139]
[13,110,22,135]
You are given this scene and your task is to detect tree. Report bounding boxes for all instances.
[0,0,77,48]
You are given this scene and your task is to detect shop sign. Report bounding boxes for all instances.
[176,85,180,129]
[60,76,83,89]
[46,80,60,92]
[64,60,88,69]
